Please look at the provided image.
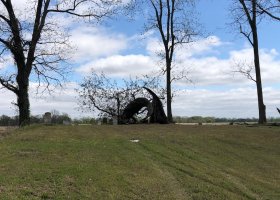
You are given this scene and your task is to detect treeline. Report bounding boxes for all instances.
[0,114,70,126]
[0,114,98,126]
[173,116,280,123]
[1,114,280,126]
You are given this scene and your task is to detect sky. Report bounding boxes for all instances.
[1,0,280,119]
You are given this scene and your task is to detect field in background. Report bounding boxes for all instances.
[0,125,279,199]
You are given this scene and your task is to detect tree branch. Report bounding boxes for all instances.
[257,3,280,20]
[47,0,109,19]
[0,75,18,94]
[239,24,253,46]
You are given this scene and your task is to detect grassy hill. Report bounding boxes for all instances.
[0,124,279,199]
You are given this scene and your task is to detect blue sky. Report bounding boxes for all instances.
[0,0,280,118]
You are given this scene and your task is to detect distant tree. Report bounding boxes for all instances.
[231,0,267,124]
[127,0,199,122]
[50,110,71,124]
[0,115,12,126]
[77,72,164,122]
[73,117,96,125]
[30,115,42,124]
[0,114,18,126]
[0,0,123,126]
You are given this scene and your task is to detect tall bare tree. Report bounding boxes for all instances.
[0,0,121,126]
[232,0,267,124]
[128,0,198,122]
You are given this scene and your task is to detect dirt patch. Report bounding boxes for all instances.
[0,126,17,137]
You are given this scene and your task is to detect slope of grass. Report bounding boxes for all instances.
[0,124,279,199]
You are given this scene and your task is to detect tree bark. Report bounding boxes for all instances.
[238,0,267,124]
[251,0,267,124]
[166,60,173,122]
[16,73,30,126]
[252,25,267,124]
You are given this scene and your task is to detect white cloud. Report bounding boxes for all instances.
[70,26,128,61]
[146,35,224,59]
[144,36,277,87]
[76,54,158,77]
[29,82,82,117]
[146,37,163,57]
[0,55,14,70]
[177,36,224,59]
[176,47,280,87]
[10,0,29,11]
[0,89,18,115]
[173,87,280,118]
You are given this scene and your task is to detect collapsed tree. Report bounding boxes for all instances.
[120,87,168,124]
[143,87,168,124]
[0,0,122,126]
[120,97,152,124]
[77,71,165,122]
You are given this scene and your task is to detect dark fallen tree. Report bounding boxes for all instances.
[121,98,152,124]
[120,87,168,124]
[144,87,168,124]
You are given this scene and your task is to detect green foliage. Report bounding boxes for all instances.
[72,117,96,125]
[0,125,279,199]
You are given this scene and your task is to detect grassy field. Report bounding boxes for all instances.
[0,124,279,199]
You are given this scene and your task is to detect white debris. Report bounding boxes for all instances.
[130,139,140,143]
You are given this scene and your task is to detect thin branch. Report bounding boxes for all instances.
[239,24,253,46]
[0,75,18,94]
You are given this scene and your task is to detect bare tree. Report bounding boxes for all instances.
[232,60,256,82]
[256,0,280,20]
[128,0,198,122]
[77,72,164,122]
[0,0,122,126]
[232,0,267,124]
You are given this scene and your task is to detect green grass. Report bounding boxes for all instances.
[0,124,279,199]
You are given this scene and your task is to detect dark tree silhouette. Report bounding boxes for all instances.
[120,87,168,124]
[0,0,121,126]
[120,97,152,124]
[143,87,168,124]
[232,0,267,124]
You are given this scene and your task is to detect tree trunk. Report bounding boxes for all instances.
[17,75,30,126]
[252,22,267,124]
[166,61,173,123]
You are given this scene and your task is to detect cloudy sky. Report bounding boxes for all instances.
[1,0,280,119]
